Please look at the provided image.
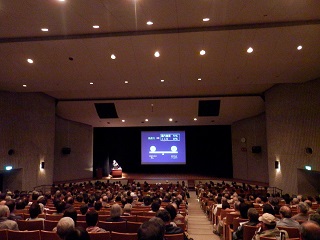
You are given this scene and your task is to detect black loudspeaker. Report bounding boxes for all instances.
[8,149,15,155]
[275,161,279,169]
[41,161,45,169]
[94,103,118,118]
[252,146,262,153]
[198,100,220,116]
[62,147,71,155]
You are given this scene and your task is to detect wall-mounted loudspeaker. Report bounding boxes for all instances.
[62,147,71,155]
[252,146,262,153]
[8,149,14,155]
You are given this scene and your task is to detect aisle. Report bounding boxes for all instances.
[187,191,220,240]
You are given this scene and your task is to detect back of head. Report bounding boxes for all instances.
[57,217,75,239]
[298,202,309,214]
[279,205,292,218]
[63,207,78,224]
[165,204,177,221]
[308,213,320,226]
[110,203,122,218]
[247,208,259,222]
[79,204,88,215]
[151,200,161,212]
[86,209,99,227]
[263,204,275,215]
[239,202,250,219]
[123,203,132,213]
[0,205,10,218]
[155,209,171,223]
[29,202,41,218]
[300,221,320,240]
[138,221,165,240]
[5,199,15,212]
[65,227,90,240]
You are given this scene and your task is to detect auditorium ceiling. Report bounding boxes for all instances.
[0,0,320,127]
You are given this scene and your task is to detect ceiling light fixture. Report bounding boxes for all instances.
[297,45,302,50]
[27,59,33,63]
[111,54,116,59]
[23,84,27,87]
[198,78,202,81]
[169,118,173,122]
[145,119,149,122]
[93,25,99,29]
[122,120,125,123]
[58,0,65,2]
[154,51,160,57]
[160,79,164,82]
[200,50,206,55]
[41,28,49,32]
[125,81,129,84]
[203,18,210,22]
[247,47,253,53]
[147,21,153,25]
[194,118,197,121]
[89,82,93,85]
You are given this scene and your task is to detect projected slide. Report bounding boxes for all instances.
[141,131,186,165]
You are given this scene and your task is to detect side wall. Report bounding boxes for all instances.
[232,113,268,184]
[0,92,55,191]
[54,116,93,182]
[265,80,320,195]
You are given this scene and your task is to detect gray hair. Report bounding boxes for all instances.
[0,205,10,218]
[57,217,75,239]
[110,203,122,218]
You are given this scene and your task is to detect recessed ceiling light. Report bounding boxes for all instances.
[297,45,302,50]
[247,47,253,53]
[169,118,173,122]
[147,21,153,25]
[93,25,99,29]
[89,82,93,85]
[27,59,33,63]
[198,78,202,81]
[122,120,125,122]
[203,18,210,22]
[111,54,116,59]
[160,79,164,82]
[41,28,49,32]
[23,84,27,88]
[145,119,149,122]
[194,118,197,121]
[58,0,65,2]
[125,81,129,84]
[200,50,206,55]
[154,51,160,57]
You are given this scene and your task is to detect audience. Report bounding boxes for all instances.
[56,217,75,239]
[0,205,19,230]
[233,208,260,240]
[105,203,126,222]
[138,220,165,240]
[276,205,300,228]
[25,202,45,221]
[292,202,309,222]
[85,209,107,232]
[5,199,23,221]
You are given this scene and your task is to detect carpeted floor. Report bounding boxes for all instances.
[187,191,221,240]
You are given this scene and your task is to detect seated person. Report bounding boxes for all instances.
[86,210,107,232]
[65,227,90,240]
[63,207,78,226]
[105,203,126,222]
[53,200,66,215]
[155,209,188,240]
[79,204,88,215]
[252,213,288,240]
[25,202,45,221]
[0,205,19,230]
[56,217,75,239]
[122,203,132,216]
[292,202,309,222]
[276,205,300,228]
[300,221,320,240]
[5,199,23,221]
[233,208,259,240]
[138,220,165,240]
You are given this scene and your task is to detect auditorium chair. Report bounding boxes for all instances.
[136,215,153,222]
[111,231,138,240]
[123,215,137,222]
[223,213,240,240]
[164,233,185,240]
[45,214,63,221]
[40,230,61,240]
[76,220,88,229]
[7,230,41,240]
[0,229,7,240]
[44,220,58,231]
[243,225,259,240]
[126,221,143,233]
[88,231,111,240]
[98,221,127,232]
[17,219,44,231]
[277,226,300,238]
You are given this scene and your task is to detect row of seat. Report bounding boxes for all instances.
[241,225,300,240]
[16,219,186,233]
[0,229,185,240]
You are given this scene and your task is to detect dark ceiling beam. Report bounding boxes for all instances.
[1,19,320,43]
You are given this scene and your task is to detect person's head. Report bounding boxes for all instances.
[309,213,320,225]
[239,202,250,219]
[298,202,309,214]
[65,227,90,240]
[155,209,171,224]
[57,217,75,239]
[110,203,122,218]
[263,204,275,215]
[165,204,177,221]
[15,199,26,210]
[279,205,292,218]
[63,207,78,224]
[123,203,132,214]
[79,204,88,215]
[86,210,99,227]
[31,191,40,201]
[94,200,102,211]
[259,213,277,230]
[138,220,165,240]
[300,221,320,240]
[151,200,161,212]
[29,202,41,218]
[5,199,15,213]
[0,205,10,218]
[247,208,259,222]
[55,200,66,214]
